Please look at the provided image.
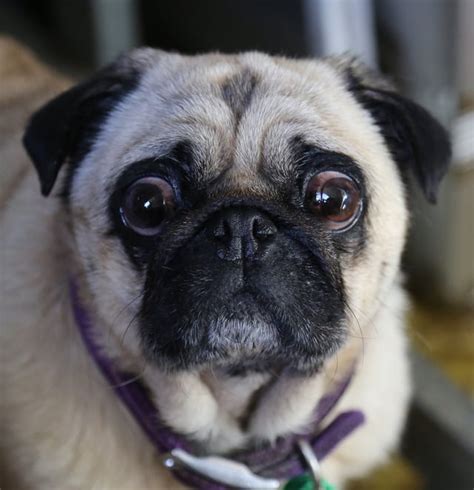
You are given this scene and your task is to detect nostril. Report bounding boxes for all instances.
[213,219,231,241]
[209,207,277,261]
[252,217,277,241]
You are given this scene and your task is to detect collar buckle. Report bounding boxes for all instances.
[163,448,281,489]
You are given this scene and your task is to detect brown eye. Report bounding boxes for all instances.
[305,171,362,230]
[120,177,175,236]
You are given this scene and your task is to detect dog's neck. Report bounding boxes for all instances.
[144,366,279,453]
[144,347,359,454]
[72,276,361,457]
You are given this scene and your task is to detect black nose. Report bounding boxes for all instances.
[210,207,277,261]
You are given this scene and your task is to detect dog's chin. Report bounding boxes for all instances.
[143,325,326,376]
[141,297,339,376]
[140,293,347,373]
[214,354,325,378]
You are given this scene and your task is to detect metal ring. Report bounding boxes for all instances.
[162,448,281,489]
[296,439,321,489]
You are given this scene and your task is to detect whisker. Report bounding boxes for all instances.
[119,308,142,347]
[113,291,144,324]
[111,363,148,389]
[344,300,366,362]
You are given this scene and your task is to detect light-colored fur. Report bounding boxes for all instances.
[1,38,411,489]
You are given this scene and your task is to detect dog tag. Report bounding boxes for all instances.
[284,474,336,490]
[163,448,281,489]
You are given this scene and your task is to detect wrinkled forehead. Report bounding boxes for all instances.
[92,53,376,194]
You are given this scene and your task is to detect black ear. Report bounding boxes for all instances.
[346,69,451,203]
[23,56,142,196]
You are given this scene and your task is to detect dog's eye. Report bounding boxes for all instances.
[305,171,361,230]
[120,177,175,236]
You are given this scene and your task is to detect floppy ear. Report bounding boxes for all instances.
[336,58,452,203]
[23,55,143,196]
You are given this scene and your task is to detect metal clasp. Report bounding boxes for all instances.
[163,448,281,489]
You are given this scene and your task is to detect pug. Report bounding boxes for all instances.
[0,37,450,490]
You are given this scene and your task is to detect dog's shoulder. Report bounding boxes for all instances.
[0,37,70,209]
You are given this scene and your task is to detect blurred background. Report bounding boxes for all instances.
[1,0,473,488]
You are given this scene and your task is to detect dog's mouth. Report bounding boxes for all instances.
[140,260,346,374]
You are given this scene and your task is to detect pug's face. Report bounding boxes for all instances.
[24,50,450,374]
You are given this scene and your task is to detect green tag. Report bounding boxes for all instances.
[321,479,337,490]
[284,474,314,490]
[283,473,337,490]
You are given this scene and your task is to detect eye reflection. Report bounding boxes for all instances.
[305,171,361,230]
[120,177,175,236]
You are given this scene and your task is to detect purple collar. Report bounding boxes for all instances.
[70,280,364,489]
